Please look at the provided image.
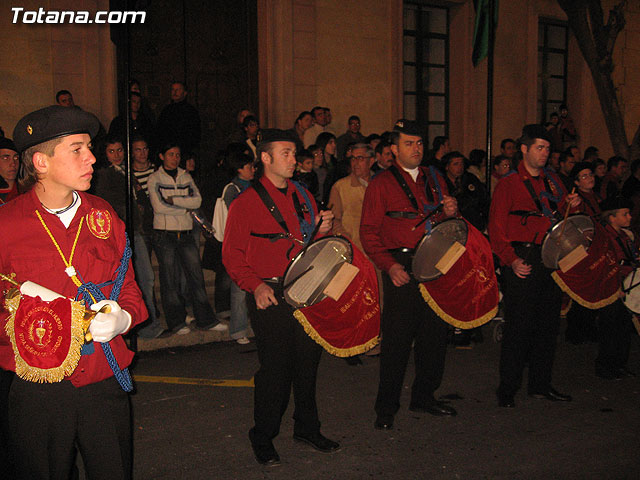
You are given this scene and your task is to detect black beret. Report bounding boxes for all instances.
[12,105,100,153]
[520,124,551,144]
[0,137,18,153]
[256,129,297,149]
[393,119,424,138]
[600,195,633,214]
[569,161,594,181]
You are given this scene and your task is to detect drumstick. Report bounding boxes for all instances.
[283,265,315,290]
[309,216,324,243]
[554,188,576,244]
[411,204,443,231]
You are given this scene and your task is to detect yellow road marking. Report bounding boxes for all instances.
[134,375,254,388]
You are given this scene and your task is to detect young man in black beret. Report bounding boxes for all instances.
[597,196,637,379]
[489,124,580,408]
[360,120,459,430]
[1,105,147,479]
[223,129,337,466]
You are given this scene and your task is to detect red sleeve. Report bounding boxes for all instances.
[223,195,265,294]
[360,176,399,273]
[488,177,519,266]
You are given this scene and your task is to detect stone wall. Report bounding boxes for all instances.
[0,0,116,137]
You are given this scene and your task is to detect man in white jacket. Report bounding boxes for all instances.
[148,141,222,334]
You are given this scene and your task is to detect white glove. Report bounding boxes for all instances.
[89,300,132,343]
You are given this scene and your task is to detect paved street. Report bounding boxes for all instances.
[129,325,640,479]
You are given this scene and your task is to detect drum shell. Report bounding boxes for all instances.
[623,269,640,314]
[411,218,468,282]
[541,214,594,270]
[281,235,353,308]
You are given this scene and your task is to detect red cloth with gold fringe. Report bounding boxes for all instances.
[551,222,621,309]
[293,241,380,357]
[4,294,85,383]
[419,220,499,329]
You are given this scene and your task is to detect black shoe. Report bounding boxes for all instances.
[374,416,394,430]
[617,366,636,378]
[293,432,341,453]
[497,392,515,408]
[410,402,457,416]
[157,329,173,339]
[596,366,623,380]
[251,442,281,466]
[529,387,572,402]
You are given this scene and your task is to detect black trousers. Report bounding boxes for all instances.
[596,299,632,373]
[375,272,449,418]
[247,289,323,446]
[0,368,15,479]
[8,376,131,480]
[565,302,598,343]
[499,256,562,397]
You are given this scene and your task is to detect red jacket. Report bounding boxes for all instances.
[360,162,451,273]
[489,162,572,266]
[0,189,147,387]
[222,176,318,293]
[0,183,19,204]
[603,223,639,280]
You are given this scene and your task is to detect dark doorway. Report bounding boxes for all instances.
[114,0,258,159]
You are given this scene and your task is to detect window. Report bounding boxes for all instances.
[403,2,449,142]
[538,18,569,124]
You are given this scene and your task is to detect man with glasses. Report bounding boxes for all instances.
[328,143,374,251]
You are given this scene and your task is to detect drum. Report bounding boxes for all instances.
[282,236,353,308]
[623,269,640,314]
[412,218,468,282]
[541,214,594,270]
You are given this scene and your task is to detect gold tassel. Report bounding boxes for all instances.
[4,296,87,383]
[551,272,620,310]
[418,284,497,329]
[293,309,380,357]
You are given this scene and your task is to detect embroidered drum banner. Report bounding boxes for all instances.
[551,222,621,309]
[418,219,499,329]
[289,239,380,357]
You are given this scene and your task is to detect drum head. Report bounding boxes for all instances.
[541,214,594,269]
[412,218,468,282]
[623,269,640,314]
[282,236,353,308]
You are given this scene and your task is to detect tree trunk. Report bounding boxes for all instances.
[557,0,630,158]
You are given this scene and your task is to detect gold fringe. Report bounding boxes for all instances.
[4,296,86,383]
[293,309,380,357]
[551,272,620,310]
[418,284,497,330]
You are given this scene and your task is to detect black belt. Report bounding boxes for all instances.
[510,241,541,248]
[155,229,192,236]
[386,211,420,219]
[509,210,544,226]
[251,232,291,242]
[262,276,282,284]
[388,247,415,254]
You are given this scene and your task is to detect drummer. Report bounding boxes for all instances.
[572,162,602,220]
[489,124,580,408]
[360,119,459,430]
[564,162,601,344]
[222,130,338,466]
[597,196,636,379]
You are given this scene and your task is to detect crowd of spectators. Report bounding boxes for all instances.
[1,89,639,355]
